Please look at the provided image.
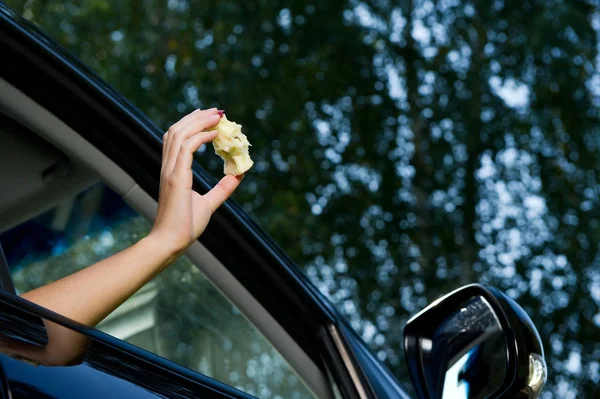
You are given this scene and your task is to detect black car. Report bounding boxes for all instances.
[0,3,546,399]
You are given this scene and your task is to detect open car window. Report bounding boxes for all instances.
[0,181,316,398]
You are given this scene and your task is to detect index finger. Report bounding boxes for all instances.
[171,108,218,132]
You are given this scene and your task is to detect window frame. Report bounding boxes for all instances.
[0,118,330,399]
[0,76,334,399]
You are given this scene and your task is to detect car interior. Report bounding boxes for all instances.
[0,77,334,399]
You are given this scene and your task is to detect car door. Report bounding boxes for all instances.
[0,4,411,398]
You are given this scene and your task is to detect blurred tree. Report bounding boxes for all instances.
[3,0,599,397]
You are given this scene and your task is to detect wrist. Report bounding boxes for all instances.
[138,233,183,268]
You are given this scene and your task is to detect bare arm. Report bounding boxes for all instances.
[9,108,242,365]
[20,235,173,327]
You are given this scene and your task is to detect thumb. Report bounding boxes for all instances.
[204,175,244,212]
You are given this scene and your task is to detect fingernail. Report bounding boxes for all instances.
[218,110,225,117]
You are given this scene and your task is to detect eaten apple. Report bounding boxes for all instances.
[212,114,254,176]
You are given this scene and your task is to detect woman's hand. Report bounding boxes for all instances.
[18,108,243,359]
[149,108,243,257]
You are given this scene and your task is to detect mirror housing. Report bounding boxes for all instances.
[404,284,547,399]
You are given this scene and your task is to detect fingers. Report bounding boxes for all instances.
[163,108,218,170]
[160,108,218,180]
[204,175,244,212]
[169,108,218,133]
[164,111,221,175]
[159,108,241,221]
[172,130,218,181]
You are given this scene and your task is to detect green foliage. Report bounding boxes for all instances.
[4,0,600,397]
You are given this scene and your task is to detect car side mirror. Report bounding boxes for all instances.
[404,284,547,399]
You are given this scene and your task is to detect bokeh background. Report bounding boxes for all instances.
[2,1,599,398]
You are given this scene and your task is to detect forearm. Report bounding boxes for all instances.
[21,234,175,327]
[10,108,240,367]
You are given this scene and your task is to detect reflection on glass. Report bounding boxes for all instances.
[423,296,508,399]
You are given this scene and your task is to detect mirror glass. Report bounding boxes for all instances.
[421,295,508,399]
